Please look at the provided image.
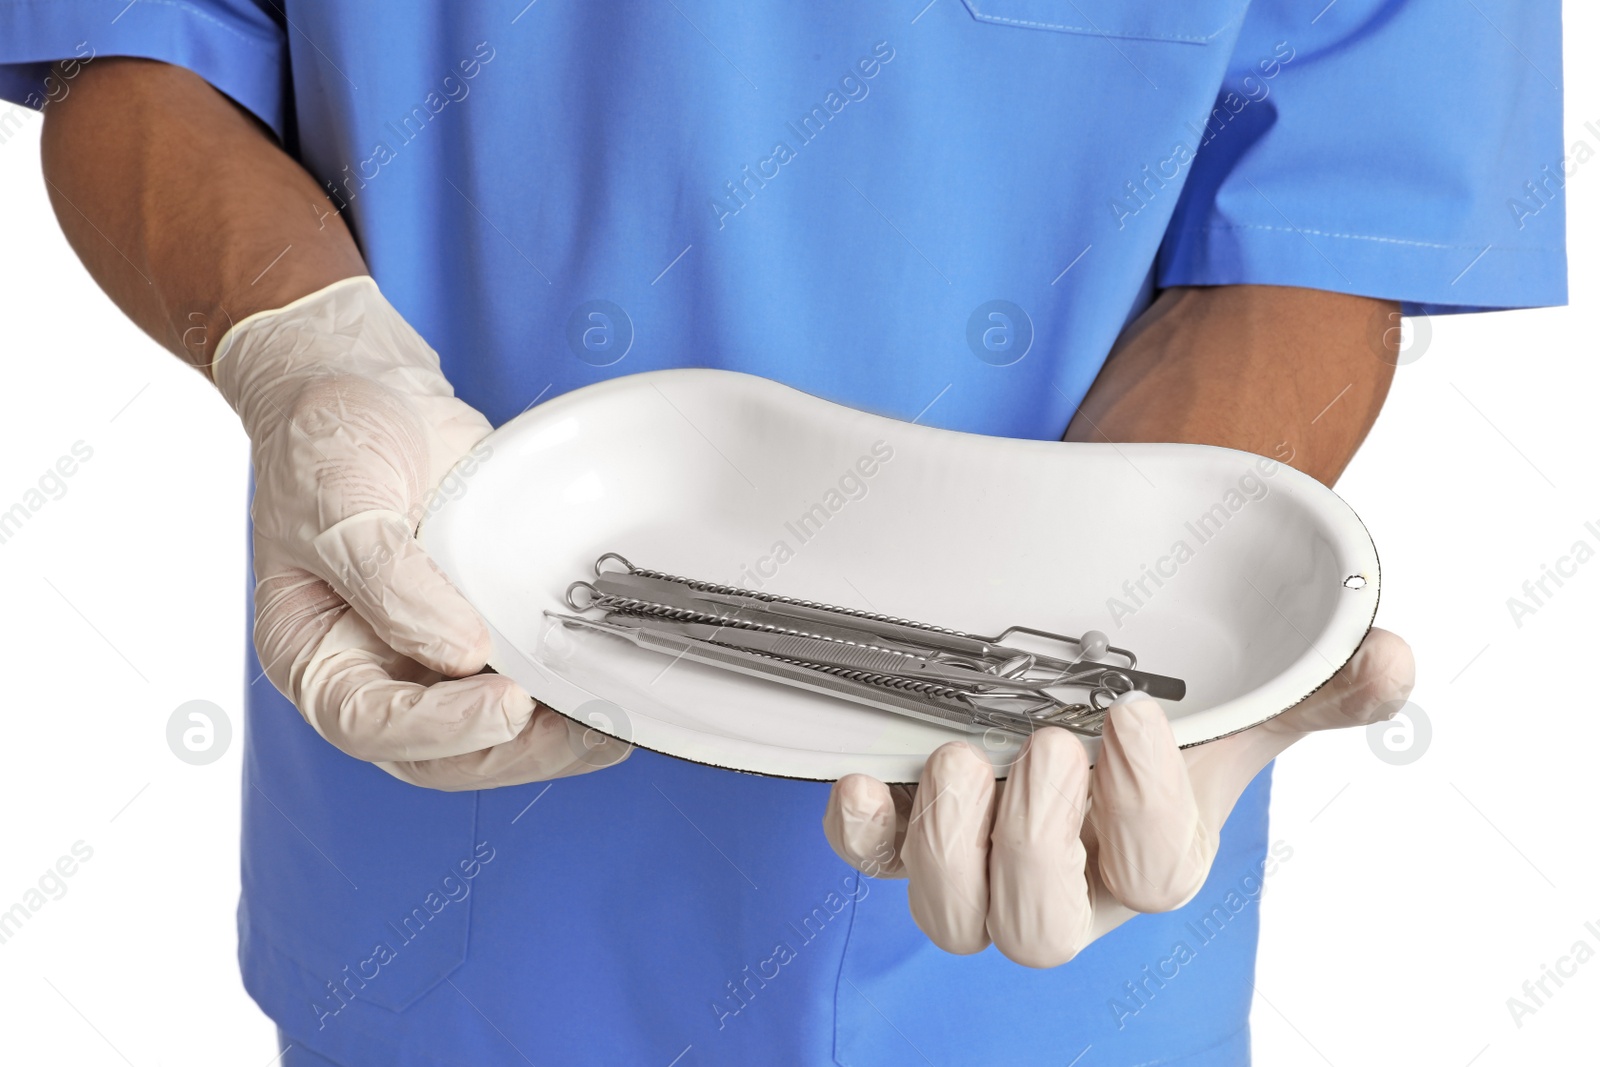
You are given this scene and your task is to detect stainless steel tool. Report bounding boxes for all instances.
[546,552,1187,737]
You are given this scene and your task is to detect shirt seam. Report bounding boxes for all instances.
[966,12,1216,43]
[1169,222,1562,253]
[829,877,865,1067]
[960,0,1227,43]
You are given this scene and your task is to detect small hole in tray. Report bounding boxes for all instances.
[1343,574,1367,590]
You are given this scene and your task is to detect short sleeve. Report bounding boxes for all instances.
[1157,0,1566,315]
[0,0,288,136]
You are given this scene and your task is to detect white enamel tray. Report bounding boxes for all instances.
[419,369,1379,783]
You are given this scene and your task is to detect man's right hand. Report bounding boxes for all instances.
[214,276,629,789]
[38,60,614,790]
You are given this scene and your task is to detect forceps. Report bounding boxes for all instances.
[546,552,1187,737]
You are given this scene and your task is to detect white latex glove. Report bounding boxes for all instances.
[213,276,628,789]
[824,627,1414,967]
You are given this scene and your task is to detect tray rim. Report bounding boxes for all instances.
[419,368,1381,783]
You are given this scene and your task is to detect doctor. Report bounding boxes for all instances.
[1,1,1562,1063]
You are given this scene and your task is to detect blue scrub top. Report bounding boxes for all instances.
[2,2,1564,1064]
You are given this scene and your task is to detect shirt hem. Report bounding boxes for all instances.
[0,0,286,135]
[1157,222,1568,313]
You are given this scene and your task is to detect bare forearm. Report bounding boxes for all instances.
[1066,285,1398,486]
[40,57,366,375]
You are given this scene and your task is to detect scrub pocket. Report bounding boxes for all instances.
[239,678,482,1017]
[959,0,1248,44]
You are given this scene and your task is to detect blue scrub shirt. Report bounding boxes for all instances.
[2,2,1565,1063]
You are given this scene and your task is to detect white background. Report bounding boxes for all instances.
[0,9,1594,1064]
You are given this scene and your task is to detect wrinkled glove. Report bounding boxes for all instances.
[213,276,628,788]
[824,626,1413,967]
